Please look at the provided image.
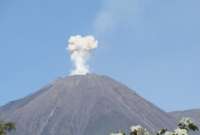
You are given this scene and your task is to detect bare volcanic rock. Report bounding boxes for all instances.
[0,74,176,135]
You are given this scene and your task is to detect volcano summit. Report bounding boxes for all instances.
[0,74,176,135]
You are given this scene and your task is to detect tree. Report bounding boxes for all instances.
[157,128,168,135]
[110,117,199,135]
[130,125,150,135]
[0,121,16,135]
[178,117,199,131]
[156,117,199,135]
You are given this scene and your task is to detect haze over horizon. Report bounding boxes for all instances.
[0,0,200,111]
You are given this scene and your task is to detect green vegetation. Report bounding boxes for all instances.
[0,121,15,135]
[111,117,199,135]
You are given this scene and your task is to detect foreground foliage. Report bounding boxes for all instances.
[111,117,199,135]
[0,121,15,135]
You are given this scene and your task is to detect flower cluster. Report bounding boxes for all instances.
[110,117,199,135]
[110,133,125,135]
[130,125,150,135]
[174,128,187,135]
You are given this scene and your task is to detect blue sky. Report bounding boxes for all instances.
[0,0,200,111]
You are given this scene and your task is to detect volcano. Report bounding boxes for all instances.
[0,74,176,135]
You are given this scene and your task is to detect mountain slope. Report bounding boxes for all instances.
[0,74,176,135]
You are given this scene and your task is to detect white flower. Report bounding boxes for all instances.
[130,125,143,132]
[174,128,188,135]
[164,131,174,135]
[110,133,124,135]
[179,117,193,127]
[130,125,150,135]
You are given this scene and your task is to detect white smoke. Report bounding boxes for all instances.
[93,0,135,36]
[67,35,98,75]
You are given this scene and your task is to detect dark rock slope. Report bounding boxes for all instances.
[0,74,176,135]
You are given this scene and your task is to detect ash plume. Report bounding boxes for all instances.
[67,35,98,75]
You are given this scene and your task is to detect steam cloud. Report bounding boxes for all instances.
[67,35,98,75]
[93,0,135,36]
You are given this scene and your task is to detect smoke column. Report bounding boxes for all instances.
[67,35,98,75]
